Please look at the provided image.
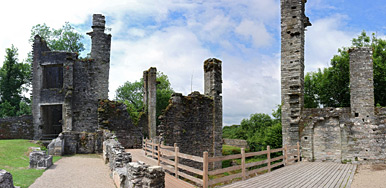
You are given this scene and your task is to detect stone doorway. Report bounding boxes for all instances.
[41,104,63,139]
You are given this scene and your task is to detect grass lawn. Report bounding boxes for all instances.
[0,139,61,188]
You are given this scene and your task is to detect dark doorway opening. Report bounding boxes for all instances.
[41,105,63,139]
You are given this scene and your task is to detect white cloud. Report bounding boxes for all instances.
[305,15,355,72]
[235,20,273,47]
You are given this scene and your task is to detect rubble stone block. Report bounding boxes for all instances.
[0,169,15,188]
[29,151,53,169]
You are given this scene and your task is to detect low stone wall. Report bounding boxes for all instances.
[0,169,15,188]
[103,130,165,188]
[62,131,103,155]
[98,100,143,149]
[0,115,33,139]
[223,138,249,149]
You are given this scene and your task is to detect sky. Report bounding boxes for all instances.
[0,0,385,126]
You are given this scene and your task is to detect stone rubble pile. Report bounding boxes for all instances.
[103,131,164,188]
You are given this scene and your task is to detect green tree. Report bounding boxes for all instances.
[222,105,282,152]
[115,72,174,125]
[30,22,85,53]
[0,45,31,117]
[305,31,386,107]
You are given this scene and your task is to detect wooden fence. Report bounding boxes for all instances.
[142,139,301,188]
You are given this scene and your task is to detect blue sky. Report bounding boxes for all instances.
[0,0,384,126]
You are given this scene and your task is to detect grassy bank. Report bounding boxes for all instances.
[0,139,61,188]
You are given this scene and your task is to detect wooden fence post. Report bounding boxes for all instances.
[144,139,147,156]
[284,144,288,166]
[267,145,271,172]
[203,151,208,188]
[297,142,300,162]
[241,148,246,180]
[152,139,154,159]
[157,143,161,166]
[175,146,179,178]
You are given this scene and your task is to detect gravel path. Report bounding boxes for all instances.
[351,164,386,188]
[29,155,115,188]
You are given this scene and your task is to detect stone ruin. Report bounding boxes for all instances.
[0,169,16,188]
[31,14,143,155]
[281,0,386,163]
[102,130,165,188]
[29,149,53,169]
[157,58,223,169]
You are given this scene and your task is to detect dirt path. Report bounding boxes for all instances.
[351,164,386,188]
[29,155,115,188]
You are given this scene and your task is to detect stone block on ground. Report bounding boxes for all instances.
[29,151,53,169]
[0,169,15,188]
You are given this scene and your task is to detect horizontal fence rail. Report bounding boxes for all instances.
[142,139,301,188]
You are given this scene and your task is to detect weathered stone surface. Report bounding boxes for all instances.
[143,67,157,139]
[159,58,223,169]
[99,100,143,149]
[62,131,103,155]
[281,0,311,148]
[103,134,132,171]
[29,150,53,169]
[126,162,165,188]
[223,138,249,149]
[0,115,33,139]
[32,14,111,148]
[349,47,375,119]
[0,169,15,188]
[48,133,64,156]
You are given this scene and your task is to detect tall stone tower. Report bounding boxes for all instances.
[349,47,374,119]
[281,0,311,147]
[87,14,111,99]
[204,58,223,169]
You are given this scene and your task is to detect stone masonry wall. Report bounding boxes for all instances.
[349,47,375,119]
[102,130,165,188]
[98,99,143,149]
[0,115,33,139]
[159,92,215,169]
[223,138,249,150]
[281,0,311,148]
[300,107,386,163]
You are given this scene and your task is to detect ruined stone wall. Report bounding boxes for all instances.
[159,92,215,168]
[223,138,249,150]
[349,47,375,118]
[98,100,143,149]
[32,14,111,143]
[300,107,386,163]
[72,60,99,132]
[299,108,351,162]
[280,0,311,147]
[0,115,33,139]
[204,58,223,168]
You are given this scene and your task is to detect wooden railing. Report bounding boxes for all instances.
[143,139,301,188]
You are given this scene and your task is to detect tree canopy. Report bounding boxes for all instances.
[222,105,282,151]
[305,31,386,108]
[115,72,174,125]
[29,22,85,53]
[0,45,31,117]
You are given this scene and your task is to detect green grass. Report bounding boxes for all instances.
[0,139,61,188]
